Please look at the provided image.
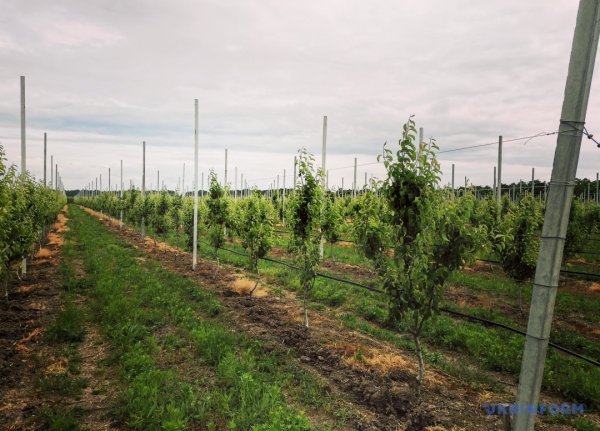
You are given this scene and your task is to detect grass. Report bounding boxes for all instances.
[199,225,600,410]
[39,406,87,431]
[37,373,87,397]
[46,302,86,343]
[93,207,600,411]
[67,205,353,430]
[544,414,600,431]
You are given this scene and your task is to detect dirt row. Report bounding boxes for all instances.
[0,208,115,431]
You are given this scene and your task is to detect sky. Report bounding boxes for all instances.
[1,0,599,192]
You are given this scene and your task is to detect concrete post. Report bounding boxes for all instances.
[353,157,357,198]
[120,160,123,229]
[224,148,228,189]
[451,163,455,198]
[193,100,199,270]
[141,141,146,239]
[19,75,26,275]
[182,163,186,196]
[514,2,600,429]
[43,133,47,186]
[497,136,503,208]
[320,115,327,259]
[20,76,26,177]
[293,156,297,189]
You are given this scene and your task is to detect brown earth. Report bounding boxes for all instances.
[82,207,590,431]
[0,207,117,431]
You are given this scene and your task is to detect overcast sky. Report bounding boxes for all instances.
[1,0,599,192]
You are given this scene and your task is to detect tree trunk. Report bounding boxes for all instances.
[413,333,424,397]
[303,288,309,328]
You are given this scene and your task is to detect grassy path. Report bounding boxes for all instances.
[63,204,366,430]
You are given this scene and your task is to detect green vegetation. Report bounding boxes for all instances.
[286,148,324,328]
[75,156,600,414]
[62,204,350,430]
[0,144,66,281]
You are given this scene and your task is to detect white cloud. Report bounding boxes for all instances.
[0,0,598,192]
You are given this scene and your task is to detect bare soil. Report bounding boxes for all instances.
[0,208,117,431]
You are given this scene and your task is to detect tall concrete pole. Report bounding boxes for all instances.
[224,148,228,189]
[596,172,599,202]
[240,173,244,198]
[514,2,600,429]
[20,76,26,177]
[418,127,423,164]
[293,156,297,189]
[20,76,26,275]
[532,168,535,195]
[192,99,199,270]
[353,157,357,198]
[50,156,53,188]
[182,163,186,196]
[43,133,47,186]
[320,116,327,259]
[120,160,123,229]
[451,163,455,198]
[519,180,523,198]
[364,172,367,188]
[141,141,146,240]
[497,136,503,207]
[283,169,286,225]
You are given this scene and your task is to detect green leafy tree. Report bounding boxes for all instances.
[352,184,390,268]
[150,191,171,245]
[495,195,544,281]
[359,118,481,395]
[237,191,276,273]
[321,197,343,260]
[0,145,66,287]
[286,149,323,328]
[206,171,229,259]
[170,194,183,251]
[565,199,590,260]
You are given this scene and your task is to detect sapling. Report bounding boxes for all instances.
[358,117,481,396]
[286,149,323,328]
[237,191,276,274]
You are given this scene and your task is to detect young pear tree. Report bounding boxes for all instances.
[321,197,344,261]
[359,117,481,396]
[206,171,230,261]
[286,149,323,328]
[170,193,183,253]
[237,191,276,273]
